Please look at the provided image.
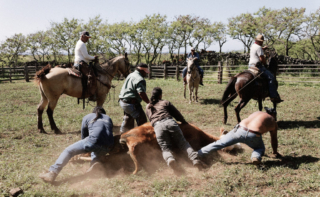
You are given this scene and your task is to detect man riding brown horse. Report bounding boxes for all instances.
[74,31,99,101]
[249,35,283,103]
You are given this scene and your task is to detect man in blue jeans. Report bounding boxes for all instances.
[249,34,283,103]
[198,110,282,165]
[182,48,204,86]
[39,107,114,183]
[119,63,150,134]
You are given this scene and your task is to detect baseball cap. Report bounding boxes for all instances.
[191,47,195,51]
[81,31,91,38]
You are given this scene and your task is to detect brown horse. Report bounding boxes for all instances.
[221,54,279,124]
[34,55,130,134]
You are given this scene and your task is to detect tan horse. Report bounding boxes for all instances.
[184,58,200,104]
[34,55,130,134]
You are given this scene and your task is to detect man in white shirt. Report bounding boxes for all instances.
[74,31,97,68]
[249,35,283,103]
[74,31,98,101]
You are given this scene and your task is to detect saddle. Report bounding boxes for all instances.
[77,61,98,106]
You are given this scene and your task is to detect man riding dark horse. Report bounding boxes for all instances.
[74,31,99,101]
[249,35,283,103]
[182,48,204,86]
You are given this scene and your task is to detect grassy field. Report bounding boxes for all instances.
[1,79,320,196]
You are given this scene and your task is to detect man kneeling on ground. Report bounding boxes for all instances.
[198,110,282,165]
[39,107,113,183]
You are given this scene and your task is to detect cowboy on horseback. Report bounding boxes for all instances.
[74,31,99,101]
[182,47,204,86]
[249,35,283,103]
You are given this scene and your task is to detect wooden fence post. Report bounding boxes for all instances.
[24,63,29,82]
[2,65,4,78]
[164,64,167,79]
[218,61,223,84]
[35,62,39,71]
[175,65,179,81]
[9,66,12,83]
[226,58,231,77]
[148,64,152,79]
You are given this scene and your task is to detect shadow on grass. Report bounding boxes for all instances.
[262,155,319,170]
[200,98,221,105]
[277,120,320,129]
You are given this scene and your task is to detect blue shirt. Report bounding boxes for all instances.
[187,52,200,67]
[81,113,114,147]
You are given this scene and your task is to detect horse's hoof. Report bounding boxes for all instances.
[54,129,63,135]
[39,129,48,134]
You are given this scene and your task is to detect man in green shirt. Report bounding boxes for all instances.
[119,63,150,134]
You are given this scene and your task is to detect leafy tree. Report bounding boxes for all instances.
[50,18,82,63]
[26,31,51,62]
[212,22,228,53]
[0,33,27,65]
[82,15,105,55]
[228,13,258,53]
[190,18,214,51]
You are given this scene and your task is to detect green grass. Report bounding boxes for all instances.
[1,79,320,196]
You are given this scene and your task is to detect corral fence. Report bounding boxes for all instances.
[1,61,320,84]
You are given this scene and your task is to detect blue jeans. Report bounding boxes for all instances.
[182,66,204,78]
[119,100,146,134]
[49,138,110,174]
[154,118,199,165]
[249,64,278,98]
[198,125,265,161]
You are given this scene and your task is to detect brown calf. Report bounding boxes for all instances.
[120,122,220,174]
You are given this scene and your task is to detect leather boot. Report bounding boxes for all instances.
[200,76,204,86]
[183,77,187,85]
[88,69,98,101]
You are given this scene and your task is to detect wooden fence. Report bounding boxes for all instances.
[1,62,320,83]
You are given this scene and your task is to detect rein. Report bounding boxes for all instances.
[221,71,264,105]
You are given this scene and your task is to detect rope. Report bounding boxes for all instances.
[221,71,264,105]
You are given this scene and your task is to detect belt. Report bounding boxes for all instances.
[120,98,136,104]
[238,125,261,136]
[153,117,172,127]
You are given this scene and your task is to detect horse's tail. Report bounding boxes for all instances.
[34,64,52,86]
[221,77,237,105]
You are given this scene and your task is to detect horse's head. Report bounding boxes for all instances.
[187,57,197,74]
[118,53,131,78]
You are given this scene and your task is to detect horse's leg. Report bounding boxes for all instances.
[47,98,62,134]
[222,94,238,124]
[234,99,250,123]
[258,98,263,111]
[273,102,277,121]
[195,85,199,103]
[189,84,193,104]
[37,87,48,134]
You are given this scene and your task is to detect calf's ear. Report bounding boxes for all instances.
[220,127,225,135]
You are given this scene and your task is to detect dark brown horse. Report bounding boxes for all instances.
[221,53,279,124]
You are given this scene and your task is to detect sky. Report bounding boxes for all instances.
[0,0,319,52]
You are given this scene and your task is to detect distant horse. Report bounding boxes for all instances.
[221,53,279,124]
[184,58,200,103]
[34,54,130,134]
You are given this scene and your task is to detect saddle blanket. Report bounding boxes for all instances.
[67,68,81,78]
[248,67,260,77]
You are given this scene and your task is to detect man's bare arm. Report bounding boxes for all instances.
[270,123,281,157]
[139,92,150,104]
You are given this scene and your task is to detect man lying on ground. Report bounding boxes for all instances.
[198,110,282,165]
[39,107,114,183]
[145,87,207,175]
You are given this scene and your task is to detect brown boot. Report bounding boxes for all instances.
[183,77,187,85]
[39,171,58,183]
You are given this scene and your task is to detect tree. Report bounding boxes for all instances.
[0,33,27,65]
[82,15,105,55]
[140,14,167,64]
[190,18,214,51]
[26,31,51,62]
[228,13,258,53]
[50,18,82,63]
[301,8,320,60]
[212,22,227,53]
